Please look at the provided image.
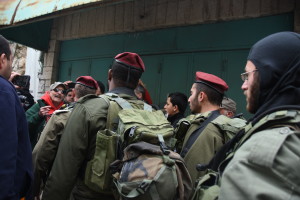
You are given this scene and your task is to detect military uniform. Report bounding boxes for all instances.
[32,103,74,197]
[181,111,232,184]
[42,89,146,200]
[219,110,300,199]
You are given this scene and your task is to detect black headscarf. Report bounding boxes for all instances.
[247,32,300,122]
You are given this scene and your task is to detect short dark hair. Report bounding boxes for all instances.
[111,61,143,89]
[194,83,223,106]
[66,88,73,94]
[75,84,96,99]
[135,84,145,99]
[168,92,188,114]
[97,80,105,94]
[0,35,11,60]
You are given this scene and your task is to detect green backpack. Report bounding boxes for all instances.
[84,93,174,193]
[173,113,246,153]
[110,138,193,200]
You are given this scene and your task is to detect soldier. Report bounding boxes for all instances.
[219,97,236,118]
[219,32,300,199]
[32,76,99,198]
[42,52,147,200]
[180,72,230,184]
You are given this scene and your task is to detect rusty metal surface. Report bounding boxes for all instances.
[0,0,20,25]
[0,0,103,25]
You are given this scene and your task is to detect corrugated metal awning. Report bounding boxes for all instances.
[0,0,108,51]
[0,0,104,26]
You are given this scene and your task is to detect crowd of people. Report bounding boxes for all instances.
[0,31,299,200]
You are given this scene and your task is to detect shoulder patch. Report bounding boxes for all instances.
[248,127,294,167]
[53,109,70,114]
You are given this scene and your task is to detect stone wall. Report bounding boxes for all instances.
[9,42,27,75]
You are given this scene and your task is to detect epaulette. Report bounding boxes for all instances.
[53,109,70,115]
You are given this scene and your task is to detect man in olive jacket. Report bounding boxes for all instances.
[219,32,300,199]
[32,76,99,198]
[42,52,146,200]
[180,72,230,184]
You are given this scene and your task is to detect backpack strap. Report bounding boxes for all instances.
[143,102,152,111]
[218,110,300,174]
[105,93,132,109]
[180,110,220,158]
[105,93,152,111]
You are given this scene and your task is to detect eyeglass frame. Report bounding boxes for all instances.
[52,88,66,94]
[241,69,258,82]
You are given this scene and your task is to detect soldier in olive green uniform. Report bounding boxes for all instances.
[219,32,300,199]
[180,72,235,184]
[32,76,99,198]
[42,52,147,200]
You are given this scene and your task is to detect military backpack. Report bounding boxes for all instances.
[110,137,193,200]
[84,93,175,194]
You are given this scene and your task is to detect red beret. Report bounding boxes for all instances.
[114,52,145,72]
[195,72,229,94]
[76,76,98,89]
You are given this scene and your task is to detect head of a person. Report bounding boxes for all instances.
[164,92,188,117]
[74,76,98,100]
[96,80,105,95]
[242,32,300,116]
[49,82,67,105]
[0,35,12,80]
[220,97,236,118]
[64,88,75,104]
[188,72,228,114]
[108,52,145,90]
[134,84,145,100]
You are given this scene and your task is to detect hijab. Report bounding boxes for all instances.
[247,32,300,121]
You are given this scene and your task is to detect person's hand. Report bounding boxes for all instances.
[39,106,51,117]
[9,71,20,82]
[9,72,21,88]
[64,80,73,88]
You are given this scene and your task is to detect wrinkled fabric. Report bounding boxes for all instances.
[0,76,33,199]
[248,32,300,121]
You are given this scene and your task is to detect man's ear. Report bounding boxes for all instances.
[0,53,5,69]
[173,104,179,112]
[198,91,205,102]
[108,69,112,81]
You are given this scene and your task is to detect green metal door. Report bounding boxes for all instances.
[58,13,293,119]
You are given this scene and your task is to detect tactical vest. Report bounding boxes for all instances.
[192,109,300,200]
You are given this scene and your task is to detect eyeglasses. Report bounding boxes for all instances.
[241,69,258,81]
[52,88,65,94]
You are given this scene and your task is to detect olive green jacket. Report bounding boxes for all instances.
[42,91,145,200]
[32,108,71,197]
[182,111,225,185]
[219,110,300,199]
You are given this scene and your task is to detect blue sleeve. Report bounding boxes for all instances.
[0,88,19,199]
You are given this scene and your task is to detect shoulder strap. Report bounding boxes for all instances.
[105,93,132,109]
[180,110,220,158]
[104,93,152,111]
[143,102,152,111]
[217,109,300,174]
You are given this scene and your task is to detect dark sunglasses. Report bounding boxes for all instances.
[52,88,66,94]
